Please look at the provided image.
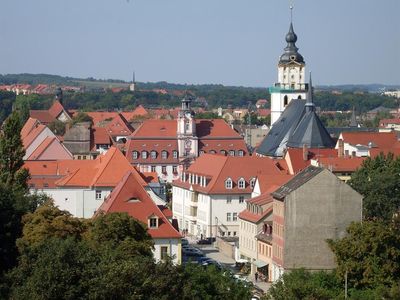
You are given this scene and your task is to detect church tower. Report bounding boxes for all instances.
[270,7,308,126]
[177,95,198,159]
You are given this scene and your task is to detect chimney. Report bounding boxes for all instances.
[302,144,309,161]
[338,139,344,158]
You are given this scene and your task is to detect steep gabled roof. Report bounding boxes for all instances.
[29,110,55,124]
[287,111,335,149]
[256,99,306,157]
[98,170,181,239]
[22,124,47,149]
[21,117,41,140]
[316,157,365,172]
[55,147,136,188]
[48,100,70,119]
[105,113,134,137]
[130,120,177,138]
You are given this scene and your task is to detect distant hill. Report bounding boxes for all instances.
[317,84,400,93]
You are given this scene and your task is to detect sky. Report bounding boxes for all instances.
[1,0,399,87]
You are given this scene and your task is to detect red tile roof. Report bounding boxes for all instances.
[105,114,134,137]
[380,118,400,127]
[316,157,366,172]
[173,154,286,194]
[29,110,55,124]
[48,100,69,119]
[340,131,398,148]
[93,127,112,145]
[98,170,181,239]
[21,117,40,140]
[130,120,177,138]
[22,124,47,149]
[257,109,271,117]
[27,136,73,161]
[285,148,338,174]
[126,140,179,164]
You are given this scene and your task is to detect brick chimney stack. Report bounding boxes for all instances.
[338,139,344,158]
[302,144,308,161]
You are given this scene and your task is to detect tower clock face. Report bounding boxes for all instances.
[185,111,192,118]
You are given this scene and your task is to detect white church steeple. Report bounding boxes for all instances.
[270,6,308,126]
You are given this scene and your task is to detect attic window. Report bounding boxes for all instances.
[127,197,140,203]
[225,178,233,189]
[151,151,157,159]
[161,150,168,159]
[149,216,158,228]
[132,151,139,159]
[238,150,244,157]
[229,150,235,156]
[173,151,178,158]
[238,178,245,189]
[250,178,256,189]
[142,151,148,159]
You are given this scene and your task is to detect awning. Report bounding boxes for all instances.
[253,259,268,268]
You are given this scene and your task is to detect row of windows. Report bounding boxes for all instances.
[149,165,178,174]
[199,149,245,157]
[221,231,237,237]
[240,235,256,251]
[226,196,245,204]
[226,212,238,222]
[258,242,272,258]
[132,150,178,160]
[273,244,283,260]
[225,177,256,189]
[240,221,257,234]
[273,222,284,238]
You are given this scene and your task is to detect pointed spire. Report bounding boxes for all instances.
[132,71,136,83]
[305,73,315,112]
[350,106,357,127]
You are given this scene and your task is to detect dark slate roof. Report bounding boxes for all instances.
[256,99,306,157]
[272,166,323,200]
[286,110,335,148]
[279,22,304,65]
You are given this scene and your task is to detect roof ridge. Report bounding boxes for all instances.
[90,147,117,187]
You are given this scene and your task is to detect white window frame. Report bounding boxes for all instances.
[95,190,102,200]
[151,151,157,159]
[225,178,232,189]
[229,150,235,156]
[149,217,158,228]
[173,151,178,158]
[233,212,238,221]
[142,151,148,159]
[250,178,256,189]
[238,178,245,189]
[132,151,138,159]
[238,150,244,157]
[226,213,232,222]
[161,151,168,159]
[239,196,245,203]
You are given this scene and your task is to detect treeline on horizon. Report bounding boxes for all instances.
[0,73,398,119]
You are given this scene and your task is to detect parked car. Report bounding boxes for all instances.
[181,238,189,246]
[202,259,223,270]
[182,247,203,257]
[197,237,216,245]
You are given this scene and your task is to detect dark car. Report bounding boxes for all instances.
[197,237,215,245]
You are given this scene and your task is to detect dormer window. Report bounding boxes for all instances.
[229,150,235,156]
[161,150,168,159]
[151,151,157,159]
[238,150,244,157]
[238,178,245,189]
[142,151,148,159]
[225,178,233,189]
[250,178,256,189]
[148,215,159,228]
[173,150,178,158]
[132,151,139,159]
[220,150,226,156]
[210,150,216,154]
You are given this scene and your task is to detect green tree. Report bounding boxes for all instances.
[265,269,342,300]
[71,112,93,125]
[48,119,66,135]
[348,153,400,220]
[328,220,400,289]
[16,201,86,253]
[0,111,29,191]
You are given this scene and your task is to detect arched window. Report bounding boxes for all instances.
[238,178,245,189]
[238,150,244,157]
[210,150,216,154]
[161,150,168,159]
[284,95,288,107]
[220,150,226,156]
[132,151,139,159]
[229,150,235,156]
[225,178,233,189]
[141,151,148,159]
[150,151,157,159]
[297,95,302,99]
[173,150,178,158]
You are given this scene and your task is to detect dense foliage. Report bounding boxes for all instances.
[349,153,400,221]
[0,91,15,125]
[1,202,250,299]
